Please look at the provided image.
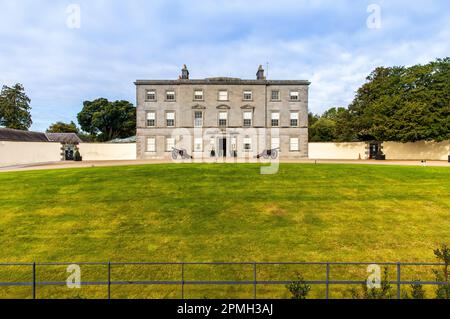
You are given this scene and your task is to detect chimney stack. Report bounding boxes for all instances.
[256,65,266,80]
[181,64,189,79]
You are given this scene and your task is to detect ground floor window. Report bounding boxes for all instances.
[147,137,156,152]
[243,137,252,151]
[166,137,175,151]
[290,137,299,151]
[194,138,203,152]
[271,137,280,150]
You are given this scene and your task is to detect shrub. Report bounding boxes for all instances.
[351,267,393,299]
[286,272,311,299]
[74,150,82,161]
[402,280,426,299]
[433,244,450,299]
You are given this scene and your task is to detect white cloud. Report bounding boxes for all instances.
[0,0,449,130]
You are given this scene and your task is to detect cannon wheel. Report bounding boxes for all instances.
[271,149,278,159]
[263,152,269,159]
[181,149,190,159]
[171,150,178,160]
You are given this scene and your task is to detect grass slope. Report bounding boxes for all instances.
[0,163,448,298]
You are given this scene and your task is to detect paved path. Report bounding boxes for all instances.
[0,159,448,173]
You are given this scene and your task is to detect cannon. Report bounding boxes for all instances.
[256,147,279,159]
[171,147,192,160]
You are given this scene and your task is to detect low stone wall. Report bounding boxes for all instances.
[308,142,367,160]
[0,141,61,167]
[383,140,450,160]
[78,143,136,161]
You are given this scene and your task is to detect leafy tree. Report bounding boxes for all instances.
[46,121,79,133]
[0,83,32,130]
[77,98,136,141]
[348,58,450,142]
[309,107,356,142]
[309,117,336,142]
[308,112,319,127]
[286,273,311,299]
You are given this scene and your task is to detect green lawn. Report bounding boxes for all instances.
[0,163,449,299]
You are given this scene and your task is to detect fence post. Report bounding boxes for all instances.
[181,263,185,300]
[325,263,330,299]
[32,262,36,300]
[253,263,257,299]
[107,262,111,300]
[397,262,401,299]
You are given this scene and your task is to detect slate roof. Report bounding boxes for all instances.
[135,78,310,86]
[0,128,82,144]
[0,128,49,142]
[45,133,82,144]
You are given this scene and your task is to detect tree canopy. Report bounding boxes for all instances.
[347,58,450,142]
[0,84,32,130]
[310,58,450,143]
[77,98,136,141]
[46,121,79,133]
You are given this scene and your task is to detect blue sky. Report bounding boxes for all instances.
[0,0,449,131]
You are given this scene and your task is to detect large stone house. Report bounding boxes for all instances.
[135,65,310,160]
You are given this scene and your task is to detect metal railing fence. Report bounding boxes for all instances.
[0,261,448,299]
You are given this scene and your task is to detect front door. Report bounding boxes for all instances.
[219,138,227,157]
[369,143,379,159]
[65,147,74,160]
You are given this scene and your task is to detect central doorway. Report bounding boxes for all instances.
[218,138,227,157]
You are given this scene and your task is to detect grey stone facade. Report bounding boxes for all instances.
[135,66,310,160]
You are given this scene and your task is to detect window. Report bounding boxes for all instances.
[290,112,299,127]
[289,91,299,101]
[218,90,228,101]
[146,112,156,127]
[243,91,252,101]
[166,112,175,127]
[146,137,156,152]
[271,90,280,101]
[231,137,237,151]
[166,137,175,151]
[194,111,203,127]
[166,91,176,101]
[219,112,227,126]
[271,112,279,127]
[194,90,203,101]
[243,111,252,127]
[271,137,280,150]
[290,137,299,151]
[194,138,203,152]
[146,90,156,101]
[243,137,252,151]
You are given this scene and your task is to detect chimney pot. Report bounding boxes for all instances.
[256,65,266,80]
[181,64,189,79]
